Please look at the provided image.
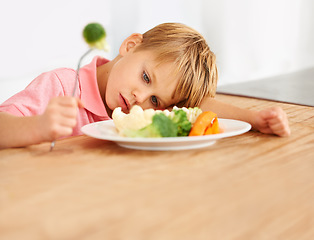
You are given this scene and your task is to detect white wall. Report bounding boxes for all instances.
[204,0,314,84]
[1,0,314,103]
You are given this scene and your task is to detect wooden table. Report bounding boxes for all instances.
[1,94,314,240]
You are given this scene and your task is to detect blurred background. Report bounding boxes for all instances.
[1,0,313,103]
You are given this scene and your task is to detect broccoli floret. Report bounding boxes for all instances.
[123,113,177,138]
[83,23,108,51]
[171,109,192,136]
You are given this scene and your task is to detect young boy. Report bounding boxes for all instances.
[0,23,290,149]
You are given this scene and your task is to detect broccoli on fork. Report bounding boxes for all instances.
[50,22,109,151]
[83,22,109,51]
[71,22,109,94]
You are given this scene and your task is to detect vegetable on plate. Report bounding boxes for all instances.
[189,111,220,136]
[112,106,201,138]
[112,106,221,138]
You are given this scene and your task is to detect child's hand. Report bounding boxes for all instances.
[253,107,291,137]
[38,97,84,141]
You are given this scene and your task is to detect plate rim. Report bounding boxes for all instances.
[81,119,251,144]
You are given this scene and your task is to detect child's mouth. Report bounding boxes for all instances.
[119,93,130,112]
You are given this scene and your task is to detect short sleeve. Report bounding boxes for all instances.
[0,70,68,116]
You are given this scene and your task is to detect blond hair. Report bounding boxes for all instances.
[135,22,218,107]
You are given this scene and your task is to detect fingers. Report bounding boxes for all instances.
[40,97,84,141]
[261,107,291,137]
[267,108,291,137]
[259,107,279,120]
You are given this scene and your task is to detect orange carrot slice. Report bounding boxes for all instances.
[189,111,217,136]
[204,117,219,135]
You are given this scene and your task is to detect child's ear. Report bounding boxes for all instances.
[119,33,143,56]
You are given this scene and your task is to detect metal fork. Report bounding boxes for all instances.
[50,48,93,151]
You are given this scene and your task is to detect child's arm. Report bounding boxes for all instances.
[0,97,83,149]
[199,97,291,137]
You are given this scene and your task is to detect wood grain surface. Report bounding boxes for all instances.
[0,94,313,240]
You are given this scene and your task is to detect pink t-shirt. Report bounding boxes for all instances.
[0,56,111,136]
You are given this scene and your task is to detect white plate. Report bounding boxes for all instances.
[81,119,251,151]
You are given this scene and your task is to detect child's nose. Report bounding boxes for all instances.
[133,90,151,104]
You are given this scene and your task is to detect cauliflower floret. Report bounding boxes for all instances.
[111,107,126,132]
[112,105,203,136]
[112,106,154,134]
[173,106,202,124]
[143,108,156,122]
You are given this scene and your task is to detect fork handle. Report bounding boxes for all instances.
[50,48,94,151]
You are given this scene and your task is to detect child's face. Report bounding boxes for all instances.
[105,49,181,113]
